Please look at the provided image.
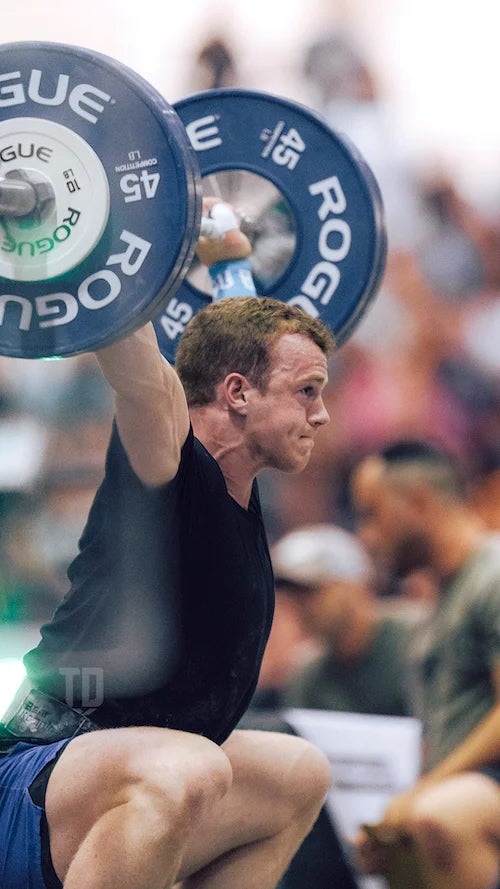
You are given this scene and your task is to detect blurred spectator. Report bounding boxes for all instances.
[0,353,112,625]
[417,174,486,301]
[351,439,500,889]
[0,465,104,624]
[469,444,500,532]
[461,290,500,381]
[189,34,238,92]
[251,585,320,711]
[245,522,418,889]
[302,29,427,250]
[269,524,416,716]
[0,491,55,623]
[0,353,111,426]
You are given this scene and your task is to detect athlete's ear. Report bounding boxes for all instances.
[222,373,251,415]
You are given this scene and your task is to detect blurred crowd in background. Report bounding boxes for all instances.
[1,26,500,644]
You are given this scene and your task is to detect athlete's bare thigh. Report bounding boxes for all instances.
[45,726,232,882]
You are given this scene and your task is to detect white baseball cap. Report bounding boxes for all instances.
[272,524,372,587]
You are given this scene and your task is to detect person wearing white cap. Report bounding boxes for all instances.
[271,524,414,717]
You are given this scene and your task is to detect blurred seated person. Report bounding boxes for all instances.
[351,439,500,889]
[244,524,418,888]
[470,444,500,532]
[270,524,417,717]
[250,585,320,712]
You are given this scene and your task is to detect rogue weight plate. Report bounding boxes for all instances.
[0,41,201,358]
[154,89,387,363]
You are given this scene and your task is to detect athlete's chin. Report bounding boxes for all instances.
[275,451,312,474]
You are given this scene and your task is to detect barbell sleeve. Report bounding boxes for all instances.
[0,178,38,218]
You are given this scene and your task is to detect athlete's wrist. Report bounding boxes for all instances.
[209,257,257,301]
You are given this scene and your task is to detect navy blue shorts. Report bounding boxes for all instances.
[0,739,69,889]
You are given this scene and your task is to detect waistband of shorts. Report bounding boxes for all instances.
[0,685,99,749]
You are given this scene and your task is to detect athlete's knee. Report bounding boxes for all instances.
[257,732,331,814]
[69,727,232,828]
[289,738,332,810]
[124,730,233,824]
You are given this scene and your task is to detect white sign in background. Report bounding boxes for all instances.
[285,708,422,889]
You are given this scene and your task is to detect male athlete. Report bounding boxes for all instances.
[0,201,333,889]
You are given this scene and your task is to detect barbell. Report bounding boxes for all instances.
[0,41,387,362]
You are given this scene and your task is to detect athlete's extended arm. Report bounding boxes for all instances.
[96,200,252,487]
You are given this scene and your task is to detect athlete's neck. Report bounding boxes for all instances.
[190,405,256,509]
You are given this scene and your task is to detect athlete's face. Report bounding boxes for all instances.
[244,333,330,473]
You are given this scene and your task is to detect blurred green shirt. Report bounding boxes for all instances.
[408,535,500,770]
[283,616,413,718]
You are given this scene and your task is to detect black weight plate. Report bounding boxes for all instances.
[0,41,201,358]
[154,88,387,364]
